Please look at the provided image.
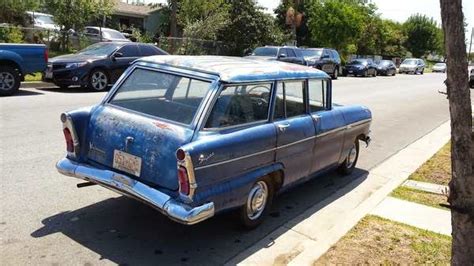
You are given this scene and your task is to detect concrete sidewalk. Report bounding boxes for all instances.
[228,120,451,265]
[370,197,451,235]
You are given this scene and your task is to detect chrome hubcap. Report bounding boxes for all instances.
[346,144,357,168]
[91,71,107,91]
[0,72,15,91]
[246,181,268,220]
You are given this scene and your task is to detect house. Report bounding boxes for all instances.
[109,0,163,34]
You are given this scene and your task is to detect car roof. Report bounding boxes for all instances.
[137,55,329,82]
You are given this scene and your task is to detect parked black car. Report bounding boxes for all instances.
[376,60,397,76]
[44,42,168,91]
[246,46,306,65]
[343,59,378,77]
[301,48,341,79]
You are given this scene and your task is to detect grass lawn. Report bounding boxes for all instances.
[24,72,43,82]
[391,186,449,210]
[315,215,451,265]
[409,142,451,186]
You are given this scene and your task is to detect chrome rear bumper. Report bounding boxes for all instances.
[56,158,214,225]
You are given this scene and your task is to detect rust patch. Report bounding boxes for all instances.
[153,121,173,130]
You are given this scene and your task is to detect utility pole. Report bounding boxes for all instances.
[469,27,473,62]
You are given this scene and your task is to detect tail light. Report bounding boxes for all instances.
[63,128,74,152]
[178,166,190,195]
[44,48,48,63]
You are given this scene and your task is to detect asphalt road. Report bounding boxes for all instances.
[1,73,455,265]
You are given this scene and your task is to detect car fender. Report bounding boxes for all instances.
[0,50,24,75]
[193,163,284,212]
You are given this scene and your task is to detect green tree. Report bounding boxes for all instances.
[44,0,114,50]
[0,0,41,26]
[305,0,368,56]
[403,14,443,57]
[217,0,285,55]
[379,19,408,57]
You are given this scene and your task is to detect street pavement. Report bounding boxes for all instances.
[0,73,455,265]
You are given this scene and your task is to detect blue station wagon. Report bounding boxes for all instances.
[56,56,372,228]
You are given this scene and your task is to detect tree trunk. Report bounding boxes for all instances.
[439,0,474,264]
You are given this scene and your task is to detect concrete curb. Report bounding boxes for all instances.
[21,82,56,89]
[229,120,451,266]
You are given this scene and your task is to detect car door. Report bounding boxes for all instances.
[273,80,315,185]
[110,44,141,82]
[320,49,334,74]
[307,79,346,173]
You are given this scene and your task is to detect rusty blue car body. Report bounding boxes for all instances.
[56,56,372,226]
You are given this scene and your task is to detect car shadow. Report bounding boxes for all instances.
[8,89,44,97]
[36,86,111,94]
[31,169,368,265]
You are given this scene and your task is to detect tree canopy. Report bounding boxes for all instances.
[403,14,443,57]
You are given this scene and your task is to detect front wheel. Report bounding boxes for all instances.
[373,70,377,77]
[0,66,20,96]
[88,69,109,91]
[338,140,359,175]
[239,177,274,229]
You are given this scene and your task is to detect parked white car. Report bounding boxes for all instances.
[26,11,60,31]
[432,62,447,73]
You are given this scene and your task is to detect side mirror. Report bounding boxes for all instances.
[112,52,123,60]
[279,54,287,59]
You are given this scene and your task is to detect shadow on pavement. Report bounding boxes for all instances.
[36,86,109,93]
[8,89,44,97]
[31,168,368,265]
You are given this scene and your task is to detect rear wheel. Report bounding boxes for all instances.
[88,69,109,91]
[338,140,359,175]
[0,66,20,96]
[239,177,274,229]
[373,69,377,77]
[363,70,368,77]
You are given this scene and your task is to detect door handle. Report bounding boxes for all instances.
[277,123,290,132]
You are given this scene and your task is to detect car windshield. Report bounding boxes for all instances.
[301,49,322,58]
[103,29,126,39]
[77,43,121,56]
[109,68,212,125]
[434,63,446,67]
[403,59,417,65]
[349,59,368,65]
[252,47,278,57]
[379,60,391,66]
[35,14,54,24]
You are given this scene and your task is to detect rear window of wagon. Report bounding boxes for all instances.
[109,68,212,125]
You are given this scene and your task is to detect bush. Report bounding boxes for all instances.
[0,26,24,43]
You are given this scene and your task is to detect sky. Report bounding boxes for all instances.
[141,0,474,48]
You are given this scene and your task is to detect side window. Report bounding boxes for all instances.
[117,44,140,57]
[205,83,272,128]
[172,78,210,107]
[308,79,328,112]
[323,49,330,58]
[286,49,296,58]
[274,81,305,120]
[278,48,287,57]
[140,45,165,56]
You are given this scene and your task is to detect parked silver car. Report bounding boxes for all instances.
[399,58,425,74]
[432,62,447,73]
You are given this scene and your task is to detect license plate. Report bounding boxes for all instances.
[45,67,53,79]
[113,150,142,177]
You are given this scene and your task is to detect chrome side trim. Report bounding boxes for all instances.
[56,158,214,225]
[195,147,276,170]
[194,118,372,171]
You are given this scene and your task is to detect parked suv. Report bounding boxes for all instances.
[301,48,341,79]
[247,46,306,65]
[399,58,425,74]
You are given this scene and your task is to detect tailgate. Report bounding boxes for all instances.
[86,105,194,190]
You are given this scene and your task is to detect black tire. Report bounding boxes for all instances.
[363,70,368,77]
[0,66,20,96]
[420,68,424,75]
[373,69,377,77]
[338,140,360,175]
[392,70,396,76]
[239,176,274,229]
[331,67,338,80]
[88,69,109,91]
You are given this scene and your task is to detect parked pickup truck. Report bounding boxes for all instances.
[0,44,48,96]
[56,56,372,228]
